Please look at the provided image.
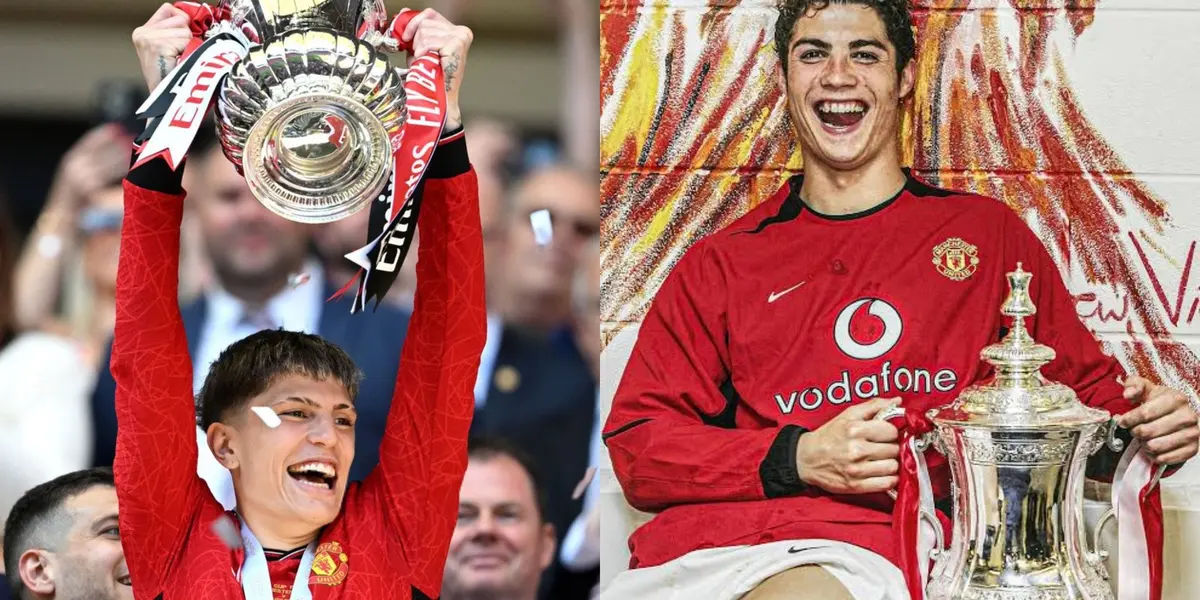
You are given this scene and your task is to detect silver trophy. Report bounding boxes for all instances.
[213,0,407,223]
[920,264,1123,599]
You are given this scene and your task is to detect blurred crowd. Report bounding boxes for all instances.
[0,1,599,599]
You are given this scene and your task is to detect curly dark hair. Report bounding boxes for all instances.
[775,0,916,76]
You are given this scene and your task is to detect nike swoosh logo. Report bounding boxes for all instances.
[787,546,804,554]
[768,281,806,303]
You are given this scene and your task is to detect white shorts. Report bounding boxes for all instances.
[599,539,908,600]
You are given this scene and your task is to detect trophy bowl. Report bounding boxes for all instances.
[213,0,407,223]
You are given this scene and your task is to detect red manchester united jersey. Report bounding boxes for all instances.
[112,137,486,600]
[604,172,1133,570]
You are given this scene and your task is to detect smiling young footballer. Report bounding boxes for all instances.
[601,2,1200,599]
[111,5,485,600]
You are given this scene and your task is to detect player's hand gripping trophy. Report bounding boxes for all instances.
[131,0,471,311]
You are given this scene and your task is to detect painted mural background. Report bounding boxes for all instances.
[598,0,1200,588]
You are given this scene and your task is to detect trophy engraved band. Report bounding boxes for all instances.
[133,0,448,312]
[890,263,1169,599]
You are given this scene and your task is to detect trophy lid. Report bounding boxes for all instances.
[929,263,1109,429]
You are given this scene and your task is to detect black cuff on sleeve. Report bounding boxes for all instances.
[126,148,185,194]
[427,131,470,180]
[759,425,808,498]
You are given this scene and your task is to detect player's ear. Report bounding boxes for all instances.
[898,58,915,100]
[537,522,556,570]
[207,423,240,470]
[18,548,56,595]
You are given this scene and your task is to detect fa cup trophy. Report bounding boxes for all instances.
[890,264,1169,599]
[133,0,446,311]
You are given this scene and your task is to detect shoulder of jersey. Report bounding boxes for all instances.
[906,178,1017,221]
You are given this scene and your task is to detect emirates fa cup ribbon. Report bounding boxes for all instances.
[134,1,447,313]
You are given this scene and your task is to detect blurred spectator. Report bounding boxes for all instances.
[494,165,599,335]
[464,116,522,300]
[2,467,129,600]
[11,125,131,370]
[469,166,596,600]
[88,131,413,511]
[442,438,556,600]
[0,192,92,583]
[559,237,600,575]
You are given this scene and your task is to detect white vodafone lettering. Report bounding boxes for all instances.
[771,297,962,414]
[771,363,960,415]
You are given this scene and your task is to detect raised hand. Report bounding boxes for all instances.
[132,3,194,91]
[399,8,474,131]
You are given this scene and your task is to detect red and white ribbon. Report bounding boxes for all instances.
[890,408,945,600]
[335,9,447,313]
[1111,438,1167,600]
[133,2,249,170]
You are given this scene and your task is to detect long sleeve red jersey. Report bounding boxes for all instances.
[604,172,1134,570]
[111,136,486,600]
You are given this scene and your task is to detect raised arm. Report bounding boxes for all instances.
[367,132,486,596]
[604,240,808,511]
[112,7,205,595]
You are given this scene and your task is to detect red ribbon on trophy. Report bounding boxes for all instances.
[890,408,945,600]
[336,10,447,313]
[1112,439,1167,600]
[133,2,249,170]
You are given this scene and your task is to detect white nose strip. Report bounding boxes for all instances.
[250,406,282,429]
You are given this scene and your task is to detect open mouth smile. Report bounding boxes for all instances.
[286,460,338,492]
[814,100,869,133]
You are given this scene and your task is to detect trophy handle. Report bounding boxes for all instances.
[1099,417,1125,455]
[1087,507,1116,579]
[875,406,933,500]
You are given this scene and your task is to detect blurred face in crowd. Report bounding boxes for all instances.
[574,242,600,380]
[81,186,124,296]
[466,118,520,296]
[503,168,599,304]
[443,456,555,600]
[15,486,132,600]
[190,147,311,293]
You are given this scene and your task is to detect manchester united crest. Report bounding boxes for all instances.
[310,541,349,586]
[932,238,980,281]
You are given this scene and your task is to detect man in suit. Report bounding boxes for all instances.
[89,130,410,509]
[470,164,597,598]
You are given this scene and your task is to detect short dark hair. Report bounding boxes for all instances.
[775,0,915,76]
[467,437,550,524]
[197,329,364,431]
[3,468,116,598]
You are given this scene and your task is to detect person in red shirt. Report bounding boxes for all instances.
[601,1,1200,599]
[112,6,484,600]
